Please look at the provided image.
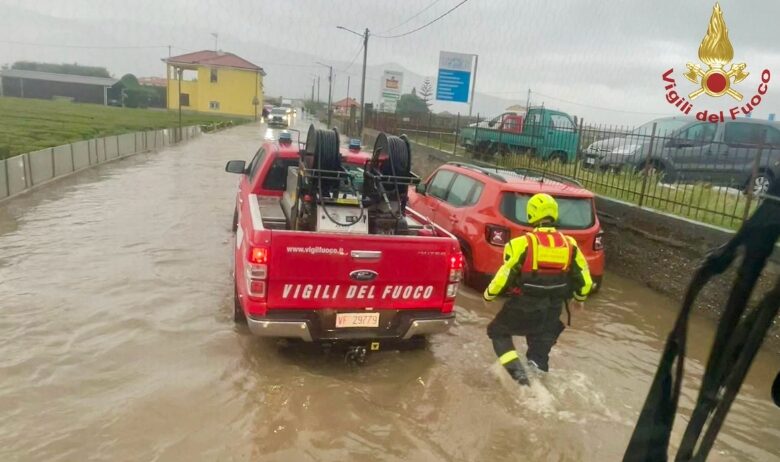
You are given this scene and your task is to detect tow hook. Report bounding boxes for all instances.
[345,345,367,365]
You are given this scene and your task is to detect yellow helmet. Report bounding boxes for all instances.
[527,193,558,224]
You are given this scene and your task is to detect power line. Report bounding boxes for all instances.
[341,43,364,73]
[0,40,169,50]
[374,0,472,39]
[380,0,444,34]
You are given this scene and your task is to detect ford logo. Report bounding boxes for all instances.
[350,270,378,282]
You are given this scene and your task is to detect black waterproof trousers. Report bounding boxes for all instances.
[486,296,566,372]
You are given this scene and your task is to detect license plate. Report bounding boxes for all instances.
[335,312,380,328]
[585,157,596,165]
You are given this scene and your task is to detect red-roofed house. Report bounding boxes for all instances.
[334,97,359,115]
[164,50,266,117]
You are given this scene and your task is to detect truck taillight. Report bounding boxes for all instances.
[249,247,269,264]
[446,252,463,299]
[593,230,604,251]
[486,224,510,246]
[449,252,464,282]
[246,246,269,298]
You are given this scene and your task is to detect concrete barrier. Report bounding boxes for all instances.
[117,133,135,156]
[106,137,119,159]
[72,140,91,170]
[29,149,54,186]
[96,138,107,163]
[0,125,202,202]
[0,159,7,199]
[53,144,73,177]
[6,155,27,195]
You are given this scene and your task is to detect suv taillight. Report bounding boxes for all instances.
[446,252,464,299]
[593,229,604,251]
[245,245,269,298]
[485,224,510,246]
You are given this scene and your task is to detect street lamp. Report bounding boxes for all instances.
[315,62,333,129]
[337,25,369,138]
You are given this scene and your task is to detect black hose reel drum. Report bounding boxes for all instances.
[304,124,342,196]
[367,132,412,197]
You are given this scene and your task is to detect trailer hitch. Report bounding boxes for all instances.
[344,345,368,365]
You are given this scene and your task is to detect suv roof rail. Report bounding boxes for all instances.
[510,167,584,188]
[446,161,507,183]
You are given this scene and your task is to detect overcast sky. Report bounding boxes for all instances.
[1,0,778,124]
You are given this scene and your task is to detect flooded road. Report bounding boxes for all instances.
[0,119,778,461]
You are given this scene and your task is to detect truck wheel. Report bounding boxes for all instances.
[231,208,238,233]
[234,283,247,324]
[550,151,568,164]
[748,172,773,196]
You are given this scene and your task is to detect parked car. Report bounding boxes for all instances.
[583,117,780,194]
[267,107,290,127]
[458,107,579,162]
[408,161,604,290]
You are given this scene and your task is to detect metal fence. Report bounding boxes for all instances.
[366,112,777,230]
[0,125,201,201]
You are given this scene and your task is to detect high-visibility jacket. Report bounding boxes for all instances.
[483,227,592,302]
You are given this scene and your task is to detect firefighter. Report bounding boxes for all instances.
[484,193,592,386]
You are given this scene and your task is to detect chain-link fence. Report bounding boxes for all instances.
[365,111,778,229]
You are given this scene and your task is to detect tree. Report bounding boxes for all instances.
[419,78,434,107]
[395,87,429,116]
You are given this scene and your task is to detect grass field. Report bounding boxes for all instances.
[0,96,250,159]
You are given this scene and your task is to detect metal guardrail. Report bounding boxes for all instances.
[367,112,776,230]
[0,125,202,201]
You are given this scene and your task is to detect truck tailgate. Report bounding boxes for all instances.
[266,231,454,310]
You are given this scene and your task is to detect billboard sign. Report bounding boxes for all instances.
[381,70,403,112]
[436,51,473,103]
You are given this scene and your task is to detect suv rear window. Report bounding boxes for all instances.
[500,193,595,229]
[262,158,299,191]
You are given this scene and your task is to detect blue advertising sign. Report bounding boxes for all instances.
[436,51,473,103]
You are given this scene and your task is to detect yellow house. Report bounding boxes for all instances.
[164,50,265,118]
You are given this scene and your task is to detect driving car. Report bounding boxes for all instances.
[408,161,604,290]
[268,107,290,127]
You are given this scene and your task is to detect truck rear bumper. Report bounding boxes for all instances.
[246,310,455,342]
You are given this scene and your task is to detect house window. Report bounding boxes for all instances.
[209,101,220,110]
[180,93,190,107]
[210,68,218,83]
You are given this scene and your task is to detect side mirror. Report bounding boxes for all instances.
[415,183,427,194]
[488,121,496,128]
[225,160,246,174]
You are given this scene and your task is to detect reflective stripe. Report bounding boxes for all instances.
[528,233,539,271]
[499,350,519,365]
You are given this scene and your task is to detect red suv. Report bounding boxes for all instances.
[408,162,604,290]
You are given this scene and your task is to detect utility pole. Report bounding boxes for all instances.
[177,67,182,142]
[317,76,321,103]
[359,28,369,137]
[311,78,315,102]
[525,88,531,112]
[346,75,351,102]
[211,33,219,51]
[168,45,171,57]
[316,62,334,128]
[338,26,370,138]
[468,54,478,118]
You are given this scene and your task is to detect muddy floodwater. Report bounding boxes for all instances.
[0,119,778,462]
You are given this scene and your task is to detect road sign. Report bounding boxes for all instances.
[380,70,403,112]
[436,51,473,103]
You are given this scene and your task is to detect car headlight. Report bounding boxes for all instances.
[611,144,641,155]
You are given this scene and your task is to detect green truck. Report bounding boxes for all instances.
[459,107,580,162]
